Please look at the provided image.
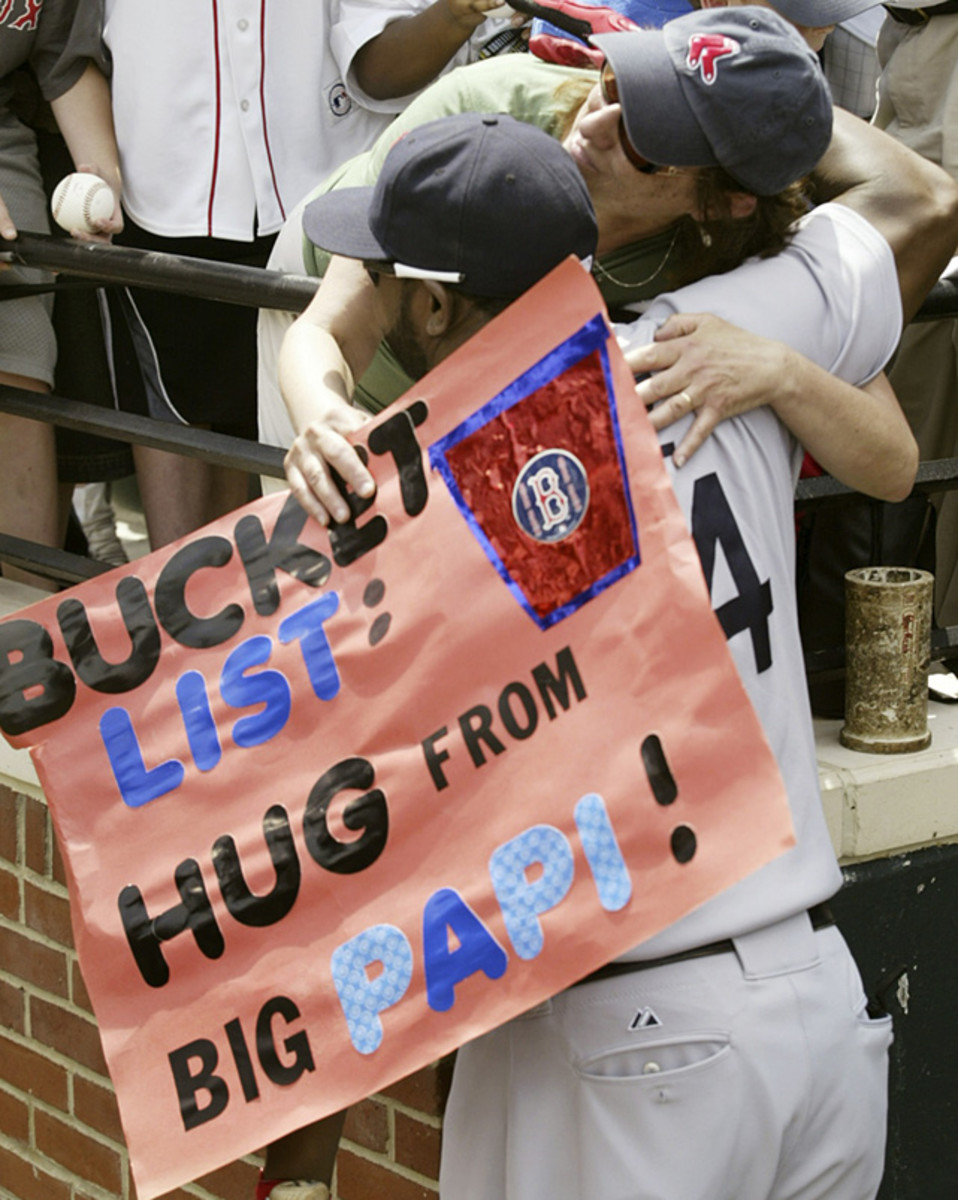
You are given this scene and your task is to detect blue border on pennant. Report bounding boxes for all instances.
[429,315,641,629]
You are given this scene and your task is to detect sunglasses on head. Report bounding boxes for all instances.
[599,63,662,175]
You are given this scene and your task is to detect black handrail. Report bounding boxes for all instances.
[3,231,958,321]
[0,385,286,476]
[0,231,318,311]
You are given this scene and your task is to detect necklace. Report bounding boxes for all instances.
[591,225,680,291]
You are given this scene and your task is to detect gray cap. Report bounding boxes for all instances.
[303,112,598,299]
[592,7,833,196]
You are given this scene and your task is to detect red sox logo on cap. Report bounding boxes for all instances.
[686,33,741,84]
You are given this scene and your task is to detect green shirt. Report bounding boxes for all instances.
[301,56,693,413]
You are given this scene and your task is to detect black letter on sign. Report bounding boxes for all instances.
[303,756,388,874]
[155,536,244,649]
[225,1018,260,1102]
[235,493,333,617]
[421,726,451,792]
[57,576,160,693]
[256,995,315,1087]
[118,859,225,988]
[0,619,75,736]
[532,646,587,719]
[458,705,506,767]
[169,1039,229,1131]
[212,805,301,927]
[326,447,388,568]
[498,682,538,740]
[367,402,429,517]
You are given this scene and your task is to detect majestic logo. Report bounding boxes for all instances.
[628,1007,662,1031]
[686,34,741,84]
[328,82,351,118]
[512,449,590,544]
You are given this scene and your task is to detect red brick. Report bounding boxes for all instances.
[0,862,19,919]
[25,879,74,946]
[394,1112,441,1180]
[336,1152,437,1200]
[380,1057,452,1117]
[0,785,19,864]
[195,1156,261,1200]
[24,795,49,875]
[0,1031,69,1108]
[0,976,26,1033]
[343,1097,389,1154]
[29,994,108,1076]
[0,1082,30,1141]
[72,958,94,1013]
[73,1074,125,1145]
[0,924,69,998]
[35,1107,124,1193]
[0,1144,73,1200]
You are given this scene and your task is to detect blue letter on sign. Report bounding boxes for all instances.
[422,887,508,1012]
[331,924,413,1054]
[489,825,574,960]
[101,707,185,808]
[574,793,631,912]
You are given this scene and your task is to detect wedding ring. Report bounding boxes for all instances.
[678,390,694,411]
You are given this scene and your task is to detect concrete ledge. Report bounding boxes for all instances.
[815,699,958,863]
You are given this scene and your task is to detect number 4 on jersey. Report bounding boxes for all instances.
[690,473,773,674]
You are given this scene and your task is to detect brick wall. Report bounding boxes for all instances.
[0,785,444,1200]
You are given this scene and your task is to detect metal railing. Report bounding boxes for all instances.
[1,233,956,676]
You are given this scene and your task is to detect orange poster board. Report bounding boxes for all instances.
[0,261,793,1198]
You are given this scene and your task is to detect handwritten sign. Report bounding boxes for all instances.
[0,261,793,1198]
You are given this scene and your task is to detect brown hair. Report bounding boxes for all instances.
[552,75,812,278]
[672,171,811,284]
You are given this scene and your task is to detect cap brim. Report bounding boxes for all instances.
[302,187,388,261]
[591,30,717,170]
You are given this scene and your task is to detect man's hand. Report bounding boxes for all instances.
[66,163,124,243]
[284,405,374,527]
[623,312,789,466]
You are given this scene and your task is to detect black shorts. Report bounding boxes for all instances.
[106,218,276,441]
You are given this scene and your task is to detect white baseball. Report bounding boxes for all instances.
[51,172,114,234]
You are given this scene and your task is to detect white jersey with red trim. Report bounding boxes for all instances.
[612,203,902,957]
[101,0,491,240]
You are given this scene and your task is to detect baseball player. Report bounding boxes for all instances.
[437,226,900,1200]
[256,67,918,1200]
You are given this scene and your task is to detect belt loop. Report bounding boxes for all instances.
[732,910,821,980]
[884,4,930,22]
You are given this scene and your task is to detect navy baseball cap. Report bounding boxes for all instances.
[303,112,598,299]
[592,7,833,195]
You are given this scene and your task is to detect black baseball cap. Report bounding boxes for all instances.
[303,112,598,299]
[593,7,833,196]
